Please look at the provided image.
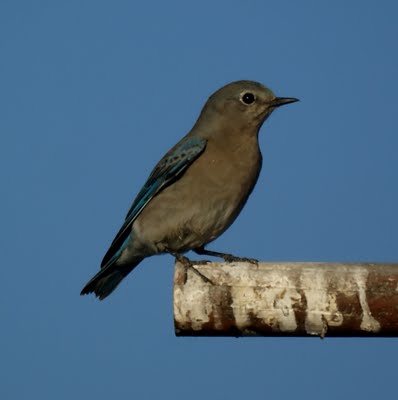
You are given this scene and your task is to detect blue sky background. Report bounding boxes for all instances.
[1,1,397,399]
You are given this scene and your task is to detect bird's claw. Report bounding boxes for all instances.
[171,252,214,285]
[222,255,258,264]
[193,247,258,264]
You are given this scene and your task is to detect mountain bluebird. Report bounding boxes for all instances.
[81,80,298,300]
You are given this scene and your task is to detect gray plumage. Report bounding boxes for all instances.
[81,80,298,300]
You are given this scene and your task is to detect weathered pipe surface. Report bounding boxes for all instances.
[173,261,398,337]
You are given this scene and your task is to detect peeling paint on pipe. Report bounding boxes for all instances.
[173,262,398,337]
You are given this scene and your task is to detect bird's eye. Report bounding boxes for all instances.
[241,92,256,105]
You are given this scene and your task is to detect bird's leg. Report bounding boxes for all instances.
[169,251,214,285]
[194,246,258,264]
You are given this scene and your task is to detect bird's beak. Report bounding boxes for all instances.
[271,97,299,108]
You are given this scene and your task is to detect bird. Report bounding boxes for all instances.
[81,80,298,300]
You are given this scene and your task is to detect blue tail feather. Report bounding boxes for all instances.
[80,257,144,300]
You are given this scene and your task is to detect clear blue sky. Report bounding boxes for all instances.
[1,1,397,399]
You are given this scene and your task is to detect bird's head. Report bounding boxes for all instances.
[198,80,298,132]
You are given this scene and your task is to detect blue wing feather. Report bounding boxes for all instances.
[100,136,207,268]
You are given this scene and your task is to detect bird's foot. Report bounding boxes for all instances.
[194,247,258,265]
[170,252,214,285]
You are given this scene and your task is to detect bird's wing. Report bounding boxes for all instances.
[100,136,207,268]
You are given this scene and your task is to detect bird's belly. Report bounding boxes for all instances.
[166,196,238,252]
[133,177,250,253]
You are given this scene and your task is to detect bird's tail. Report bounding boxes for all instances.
[80,257,144,300]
